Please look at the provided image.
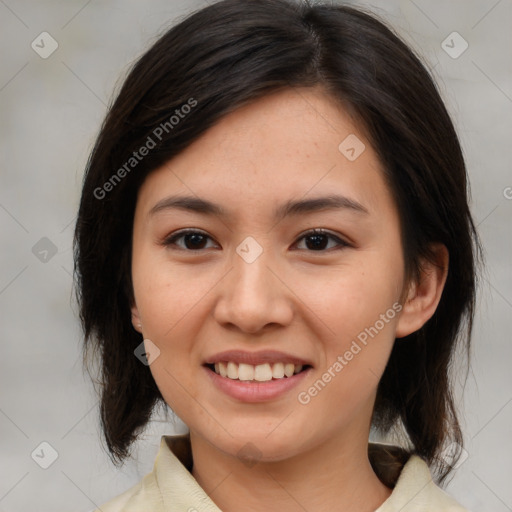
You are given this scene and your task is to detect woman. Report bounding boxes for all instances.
[74,0,482,510]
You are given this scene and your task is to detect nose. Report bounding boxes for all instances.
[213,245,294,334]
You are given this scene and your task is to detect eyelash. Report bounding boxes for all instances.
[162,228,350,252]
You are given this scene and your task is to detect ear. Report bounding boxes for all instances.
[395,243,449,338]
[131,303,143,334]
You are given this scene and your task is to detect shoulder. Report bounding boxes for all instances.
[95,438,470,512]
[92,471,164,512]
[372,447,469,512]
[91,434,202,512]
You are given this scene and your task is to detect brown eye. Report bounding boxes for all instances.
[162,228,349,252]
[295,229,349,252]
[163,230,217,250]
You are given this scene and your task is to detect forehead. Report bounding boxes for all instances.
[135,87,393,221]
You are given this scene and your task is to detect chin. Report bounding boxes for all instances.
[208,427,306,464]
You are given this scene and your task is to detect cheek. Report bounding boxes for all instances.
[300,260,402,385]
[132,247,216,338]
[133,268,207,413]
[131,251,216,402]
[301,260,402,333]
[299,286,399,419]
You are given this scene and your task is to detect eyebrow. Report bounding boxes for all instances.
[148,194,369,221]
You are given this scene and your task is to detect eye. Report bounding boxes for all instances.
[162,228,350,252]
[162,229,218,251]
[294,229,350,251]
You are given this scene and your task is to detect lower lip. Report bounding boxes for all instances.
[204,365,312,403]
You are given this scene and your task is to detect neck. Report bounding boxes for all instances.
[190,430,392,512]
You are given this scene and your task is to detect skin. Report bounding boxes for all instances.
[130,86,448,512]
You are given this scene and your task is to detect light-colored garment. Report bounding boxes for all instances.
[94,434,468,512]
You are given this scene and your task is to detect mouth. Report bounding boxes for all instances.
[204,361,313,382]
[203,351,314,402]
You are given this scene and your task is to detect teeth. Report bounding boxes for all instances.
[284,363,295,377]
[272,362,285,379]
[212,361,305,381]
[254,363,272,381]
[238,363,254,381]
[227,361,238,379]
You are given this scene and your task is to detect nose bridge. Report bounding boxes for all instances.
[234,239,271,295]
[231,236,275,307]
[213,236,292,332]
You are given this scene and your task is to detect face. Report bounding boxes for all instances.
[130,87,410,462]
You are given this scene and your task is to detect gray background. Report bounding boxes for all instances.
[1,1,511,511]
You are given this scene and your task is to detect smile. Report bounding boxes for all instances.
[207,361,308,381]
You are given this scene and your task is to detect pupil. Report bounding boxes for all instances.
[307,234,327,250]
[185,233,206,249]
[183,233,328,250]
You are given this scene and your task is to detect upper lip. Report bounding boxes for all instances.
[204,350,312,367]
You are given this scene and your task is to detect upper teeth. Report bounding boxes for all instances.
[213,362,303,381]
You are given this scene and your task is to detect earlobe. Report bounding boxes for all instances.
[395,244,449,338]
[131,305,143,333]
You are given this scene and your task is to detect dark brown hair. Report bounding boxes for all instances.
[73,0,482,483]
